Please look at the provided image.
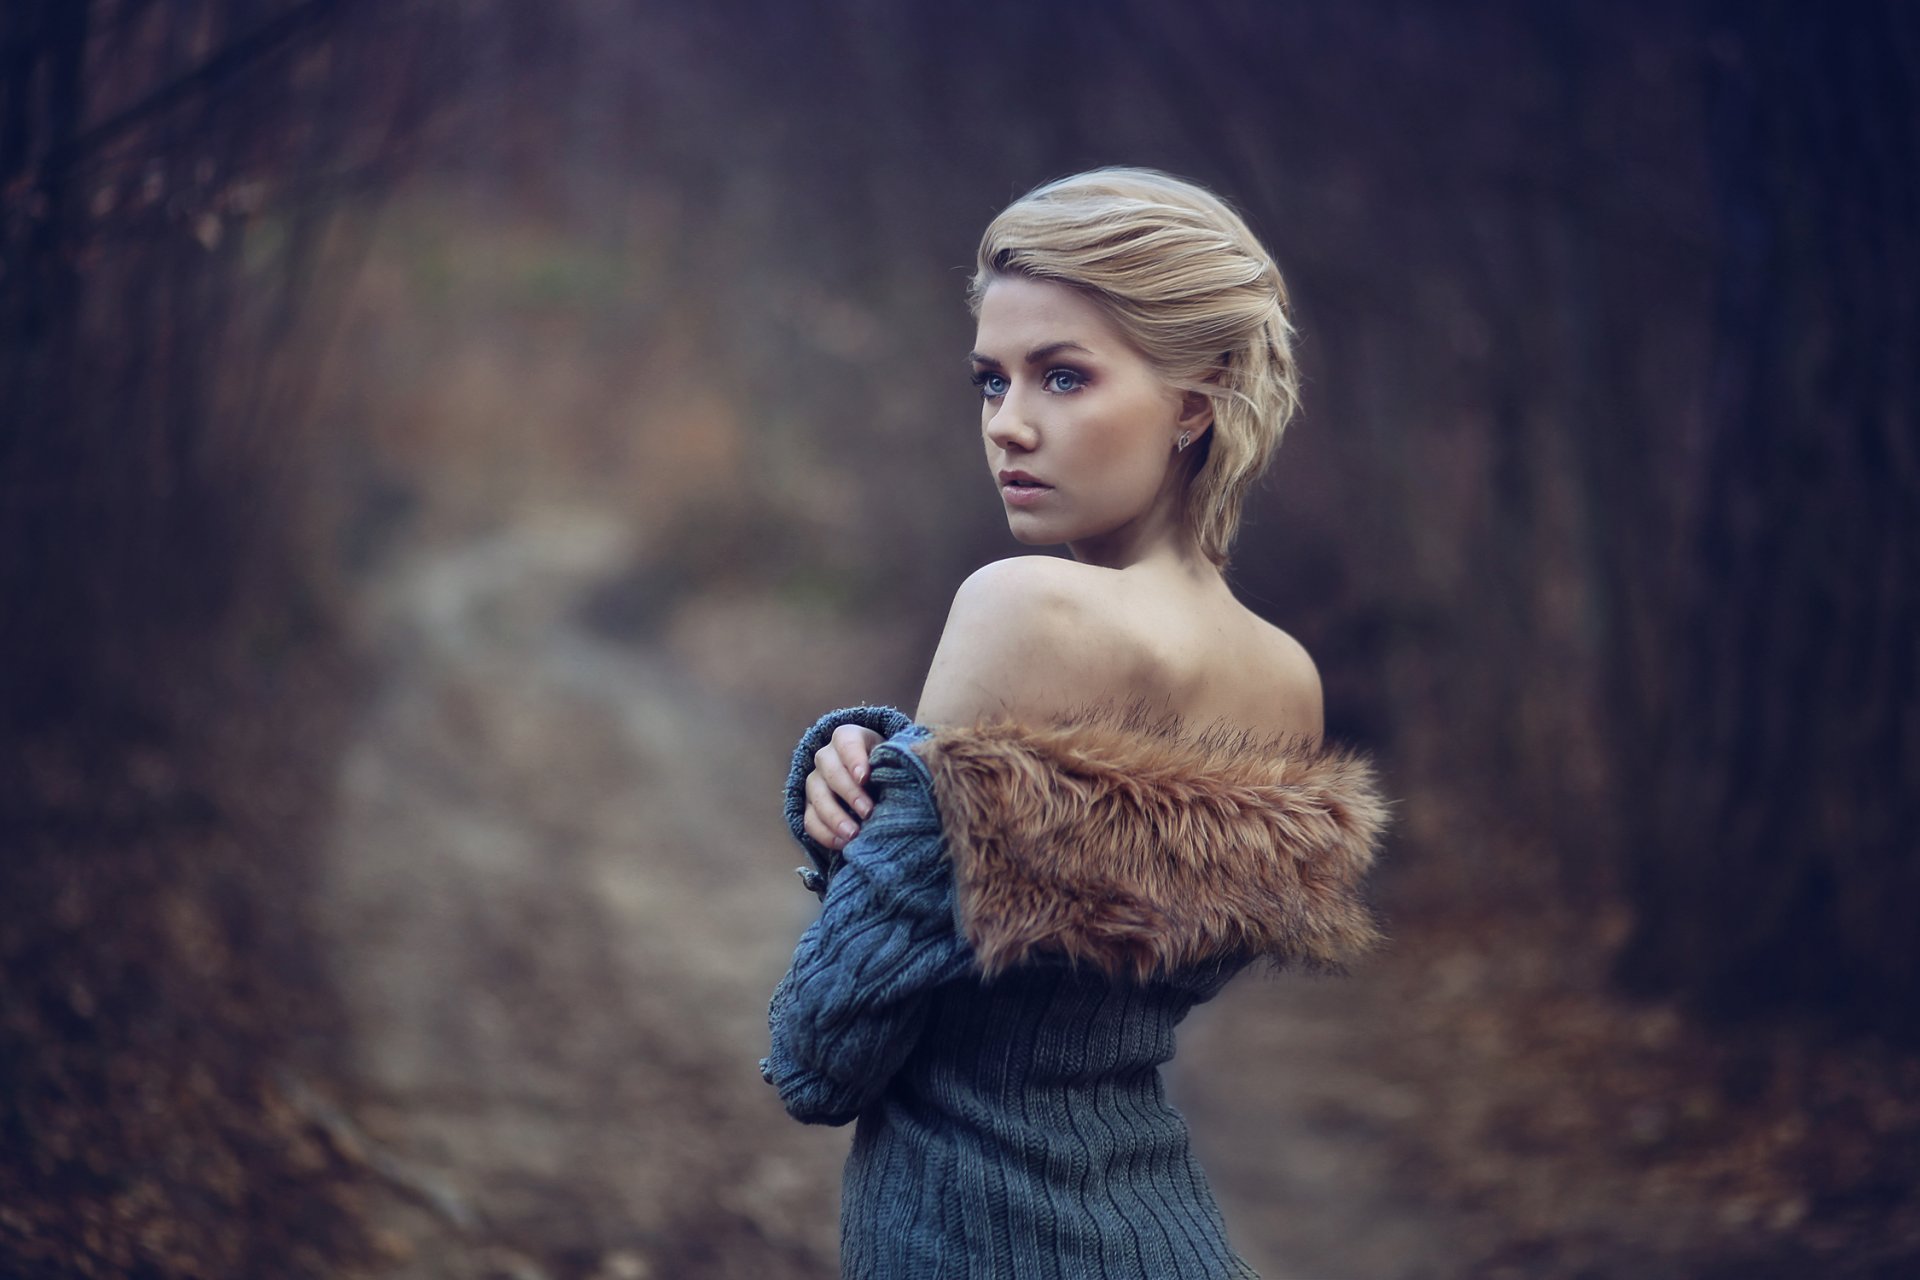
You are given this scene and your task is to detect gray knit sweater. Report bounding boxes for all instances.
[763,705,1387,1280]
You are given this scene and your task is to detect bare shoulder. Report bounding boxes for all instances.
[954,553,1106,606]
[915,557,1142,726]
[1241,613,1325,743]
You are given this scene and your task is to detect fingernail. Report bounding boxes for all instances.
[854,765,867,781]
[855,798,872,818]
[839,821,858,840]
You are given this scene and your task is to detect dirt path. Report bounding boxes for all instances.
[310,509,1459,1279]
[314,511,853,1278]
[1177,977,1470,1280]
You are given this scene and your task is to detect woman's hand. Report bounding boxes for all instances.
[803,723,882,850]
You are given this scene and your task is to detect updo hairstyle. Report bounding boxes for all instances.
[969,168,1300,568]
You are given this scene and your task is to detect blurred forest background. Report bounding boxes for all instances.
[3,1,1916,1277]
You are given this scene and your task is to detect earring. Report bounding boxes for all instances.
[1176,430,1192,452]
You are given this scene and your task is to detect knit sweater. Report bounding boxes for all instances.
[762,704,1388,1280]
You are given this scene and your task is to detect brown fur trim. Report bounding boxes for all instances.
[915,704,1390,981]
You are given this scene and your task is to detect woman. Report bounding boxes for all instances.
[762,168,1388,1278]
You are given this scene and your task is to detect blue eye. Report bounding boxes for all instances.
[1043,368,1084,393]
[971,370,1009,400]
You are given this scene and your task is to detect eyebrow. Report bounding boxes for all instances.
[966,341,1095,368]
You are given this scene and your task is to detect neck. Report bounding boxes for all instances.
[1066,478,1218,581]
[1074,537,1221,590]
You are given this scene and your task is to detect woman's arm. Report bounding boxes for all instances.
[764,735,975,1125]
[768,561,1120,1122]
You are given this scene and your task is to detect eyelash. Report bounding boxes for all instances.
[969,368,1086,400]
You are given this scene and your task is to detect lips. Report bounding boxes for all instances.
[998,469,1053,509]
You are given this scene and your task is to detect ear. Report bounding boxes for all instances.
[1177,389,1214,440]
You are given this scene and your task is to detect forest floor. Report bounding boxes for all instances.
[301,507,1920,1280]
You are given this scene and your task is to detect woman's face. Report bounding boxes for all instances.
[969,276,1195,566]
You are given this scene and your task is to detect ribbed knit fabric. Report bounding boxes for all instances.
[764,707,1263,1279]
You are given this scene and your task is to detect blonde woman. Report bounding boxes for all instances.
[763,168,1388,1279]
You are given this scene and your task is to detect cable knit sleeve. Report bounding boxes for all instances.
[763,731,975,1126]
[782,704,915,897]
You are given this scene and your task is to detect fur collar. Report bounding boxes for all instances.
[914,705,1389,981]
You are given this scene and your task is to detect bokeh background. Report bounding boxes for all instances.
[3,2,1916,1277]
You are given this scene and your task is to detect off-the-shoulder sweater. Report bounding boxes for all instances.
[762,704,1389,1280]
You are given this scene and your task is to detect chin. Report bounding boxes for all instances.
[1003,513,1066,547]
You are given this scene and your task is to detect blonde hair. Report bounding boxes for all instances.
[969,168,1300,567]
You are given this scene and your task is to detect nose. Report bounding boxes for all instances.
[984,394,1038,453]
